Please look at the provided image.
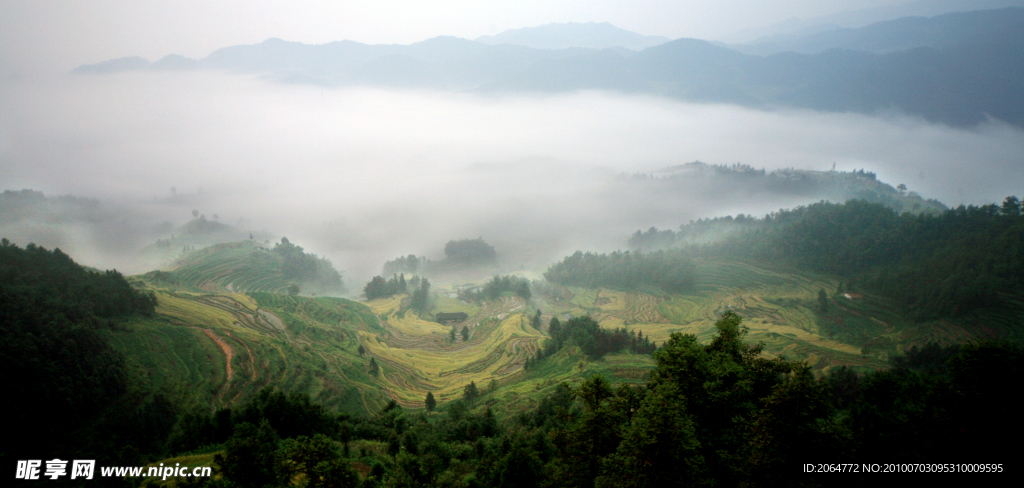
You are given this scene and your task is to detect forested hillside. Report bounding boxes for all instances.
[0,240,171,470]
[631,198,1024,324]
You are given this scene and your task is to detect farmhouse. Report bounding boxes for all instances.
[436,312,468,324]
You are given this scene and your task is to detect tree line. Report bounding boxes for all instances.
[544,249,697,293]
[274,237,345,293]
[527,316,658,370]
[458,275,532,303]
[693,198,1024,320]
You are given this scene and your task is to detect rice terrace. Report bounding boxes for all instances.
[104,236,1008,422]
[5,6,1024,481]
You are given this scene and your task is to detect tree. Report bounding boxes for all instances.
[1001,195,1021,216]
[369,357,379,376]
[425,392,436,413]
[461,326,469,342]
[818,289,829,314]
[444,238,498,265]
[192,209,199,218]
[463,381,480,407]
[357,345,365,357]
[411,278,431,313]
[449,328,456,343]
[531,309,542,329]
[277,434,359,488]
[216,420,280,488]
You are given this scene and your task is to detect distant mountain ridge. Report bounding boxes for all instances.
[720,0,1024,44]
[475,22,670,50]
[734,7,1024,55]
[72,13,1024,128]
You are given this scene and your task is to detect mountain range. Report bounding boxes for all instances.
[74,9,1024,128]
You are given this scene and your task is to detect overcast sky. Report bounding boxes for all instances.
[2,0,914,74]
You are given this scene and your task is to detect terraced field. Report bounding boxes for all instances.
[363,295,547,406]
[540,258,994,372]
[111,279,555,415]
[111,254,1008,418]
[169,241,291,293]
[109,289,390,415]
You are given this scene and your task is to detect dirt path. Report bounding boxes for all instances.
[200,328,234,382]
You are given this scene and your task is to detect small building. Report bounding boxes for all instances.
[436,312,468,324]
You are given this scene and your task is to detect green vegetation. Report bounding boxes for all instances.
[444,237,497,266]
[535,316,658,363]
[0,240,170,471]
[167,314,1020,487]
[459,274,532,302]
[545,249,697,293]
[5,191,1023,486]
[150,238,346,295]
[272,237,345,293]
[382,254,427,276]
[695,198,1024,322]
[363,274,408,300]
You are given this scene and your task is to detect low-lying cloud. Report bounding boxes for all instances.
[1,71,1021,286]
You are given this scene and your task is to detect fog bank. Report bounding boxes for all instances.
[1,72,1021,284]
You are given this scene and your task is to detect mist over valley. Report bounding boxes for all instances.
[2,70,1020,283]
[2,3,1023,484]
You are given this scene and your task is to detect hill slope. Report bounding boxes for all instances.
[151,239,344,296]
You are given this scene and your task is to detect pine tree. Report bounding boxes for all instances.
[463,381,480,407]
[425,391,436,413]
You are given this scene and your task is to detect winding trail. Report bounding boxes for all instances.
[198,328,234,408]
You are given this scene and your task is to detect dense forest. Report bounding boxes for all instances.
[458,275,532,303]
[443,239,497,267]
[273,238,346,293]
[364,274,409,301]
[544,249,697,293]
[633,197,1024,321]
[530,316,658,365]
[0,240,174,477]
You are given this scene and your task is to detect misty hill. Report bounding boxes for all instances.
[150,238,345,295]
[734,7,1024,55]
[475,22,670,50]
[631,197,1024,329]
[721,0,1024,44]
[632,162,946,216]
[73,15,1024,127]
[70,56,151,74]
[0,189,103,223]
[140,216,268,269]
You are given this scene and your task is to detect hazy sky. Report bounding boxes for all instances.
[2,0,913,74]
